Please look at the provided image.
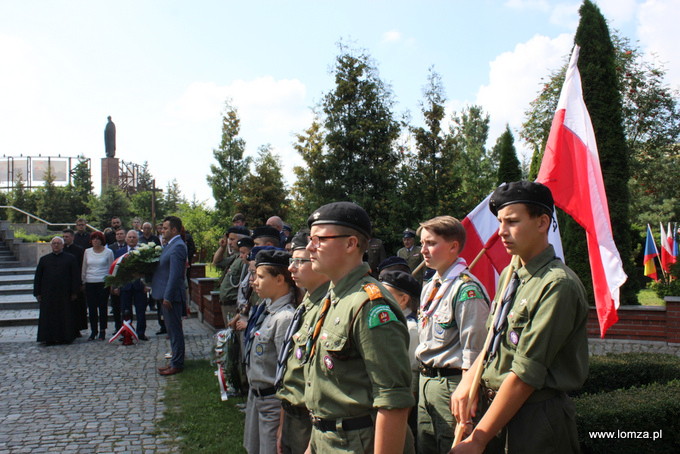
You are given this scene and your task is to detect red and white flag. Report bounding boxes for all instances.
[537,45,627,338]
[461,190,563,300]
[660,222,676,272]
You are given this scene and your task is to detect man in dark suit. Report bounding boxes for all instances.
[62,228,87,334]
[153,216,188,376]
[109,229,129,332]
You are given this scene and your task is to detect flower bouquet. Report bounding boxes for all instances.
[105,242,163,288]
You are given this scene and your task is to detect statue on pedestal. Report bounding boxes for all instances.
[105,116,116,158]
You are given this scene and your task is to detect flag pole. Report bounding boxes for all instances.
[451,255,519,448]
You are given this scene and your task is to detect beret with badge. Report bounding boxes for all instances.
[290,231,310,251]
[307,201,372,239]
[237,237,254,249]
[489,181,554,217]
[252,226,282,240]
[227,226,250,236]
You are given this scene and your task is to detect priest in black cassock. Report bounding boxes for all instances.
[34,236,80,345]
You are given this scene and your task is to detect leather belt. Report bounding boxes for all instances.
[252,386,276,398]
[281,400,308,418]
[310,414,373,432]
[418,363,462,378]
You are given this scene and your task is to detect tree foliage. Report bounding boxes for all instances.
[237,145,288,226]
[206,101,251,220]
[317,46,401,238]
[495,125,522,186]
[289,118,327,229]
[88,185,130,229]
[176,199,221,263]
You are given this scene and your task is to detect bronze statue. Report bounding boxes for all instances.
[105,116,116,157]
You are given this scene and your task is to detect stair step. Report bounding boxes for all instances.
[0,284,33,295]
[0,274,34,283]
[0,294,39,310]
[0,261,22,268]
[0,267,35,276]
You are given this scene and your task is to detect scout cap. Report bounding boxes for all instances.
[247,245,278,261]
[377,256,410,274]
[237,237,254,249]
[290,232,309,251]
[402,228,416,238]
[252,226,281,240]
[307,201,372,239]
[489,181,554,217]
[255,249,291,268]
[227,226,250,236]
[380,270,422,299]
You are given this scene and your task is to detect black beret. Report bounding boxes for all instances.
[489,181,554,217]
[282,224,292,233]
[252,226,281,240]
[377,256,409,273]
[307,202,371,239]
[237,237,254,249]
[247,246,278,261]
[290,232,309,251]
[380,270,422,299]
[227,226,251,236]
[255,249,291,268]
[402,228,416,238]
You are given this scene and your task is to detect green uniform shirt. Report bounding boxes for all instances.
[482,245,589,392]
[304,263,415,419]
[218,254,245,304]
[397,246,424,281]
[277,281,330,407]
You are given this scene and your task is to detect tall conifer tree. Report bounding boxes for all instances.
[495,125,522,185]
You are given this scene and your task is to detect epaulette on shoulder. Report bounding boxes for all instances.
[363,282,384,301]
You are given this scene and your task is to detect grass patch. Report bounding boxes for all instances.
[205,264,221,279]
[157,359,247,453]
[637,288,664,306]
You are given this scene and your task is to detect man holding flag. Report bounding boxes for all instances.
[450,182,589,454]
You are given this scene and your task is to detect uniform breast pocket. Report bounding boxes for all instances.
[322,330,350,360]
[506,314,527,350]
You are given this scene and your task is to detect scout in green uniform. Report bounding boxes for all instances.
[450,181,589,454]
[304,202,415,454]
[416,216,490,454]
[275,232,331,454]
[397,228,424,282]
[213,226,251,326]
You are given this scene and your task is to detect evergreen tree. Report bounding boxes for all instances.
[130,191,154,223]
[35,165,69,224]
[574,0,636,303]
[237,145,288,226]
[9,171,37,223]
[289,118,327,228]
[206,101,251,219]
[318,45,401,237]
[68,156,93,218]
[409,67,451,222]
[88,185,130,229]
[495,125,522,185]
[176,199,222,263]
[137,161,154,191]
[164,179,185,214]
[448,105,494,217]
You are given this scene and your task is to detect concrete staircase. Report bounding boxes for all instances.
[0,240,38,326]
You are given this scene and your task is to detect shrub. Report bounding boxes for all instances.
[575,353,680,396]
[575,380,680,454]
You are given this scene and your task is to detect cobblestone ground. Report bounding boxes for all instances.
[0,318,215,454]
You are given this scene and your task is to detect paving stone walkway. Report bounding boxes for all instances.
[0,318,215,454]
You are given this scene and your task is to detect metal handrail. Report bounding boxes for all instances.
[0,205,101,231]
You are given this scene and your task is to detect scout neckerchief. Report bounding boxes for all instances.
[243,302,269,366]
[305,291,332,361]
[274,302,307,389]
[419,257,467,328]
[487,271,520,361]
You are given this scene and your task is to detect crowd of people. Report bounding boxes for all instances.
[207,181,588,454]
[34,215,195,356]
[33,180,589,454]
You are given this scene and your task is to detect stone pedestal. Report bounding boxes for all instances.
[101,157,119,193]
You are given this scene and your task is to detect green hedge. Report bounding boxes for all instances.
[575,353,680,396]
[575,380,680,454]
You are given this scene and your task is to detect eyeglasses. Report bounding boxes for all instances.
[289,258,312,268]
[308,234,352,248]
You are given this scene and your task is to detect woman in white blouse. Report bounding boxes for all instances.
[82,231,114,340]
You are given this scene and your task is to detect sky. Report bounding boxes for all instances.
[0,0,678,207]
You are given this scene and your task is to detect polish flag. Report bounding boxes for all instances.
[461,190,564,301]
[660,222,676,273]
[537,45,627,338]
